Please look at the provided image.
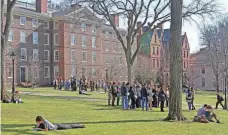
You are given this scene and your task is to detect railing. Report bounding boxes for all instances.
[16,1,36,11]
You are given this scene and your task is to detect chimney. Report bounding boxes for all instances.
[110,14,119,27]
[137,21,142,35]
[36,0,48,13]
[157,23,163,30]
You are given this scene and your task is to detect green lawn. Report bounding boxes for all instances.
[2,87,228,135]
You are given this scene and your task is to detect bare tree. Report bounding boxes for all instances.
[27,57,44,88]
[1,0,17,100]
[200,18,228,93]
[80,0,219,83]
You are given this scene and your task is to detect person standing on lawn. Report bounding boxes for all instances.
[111,82,117,106]
[158,87,166,112]
[141,84,148,111]
[215,93,225,109]
[108,82,112,106]
[135,83,141,108]
[129,85,136,109]
[116,82,121,106]
[191,87,196,110]
[121,82,128,110]
[186,88,193,111]
[147,85,153,110]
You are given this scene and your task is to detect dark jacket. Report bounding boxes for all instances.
[158,90,166,102]
[141,87,148,98]
[129,86,135,98]
[217,95,224,102]
[121,85,127,96]
[111,85,117,96]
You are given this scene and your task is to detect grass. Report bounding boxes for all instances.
[2,87,228,135]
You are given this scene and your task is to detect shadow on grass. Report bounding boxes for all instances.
[2,127,44,135]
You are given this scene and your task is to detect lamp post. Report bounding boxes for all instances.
[10,52,16,94]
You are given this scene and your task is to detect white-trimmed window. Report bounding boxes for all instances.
[44,50,49,62]
[8,66,13,78]
[54,34,59,45]
[44,33,49,45]
[105,31,109,38]
[21,48,27,61]
[105,42,109,51]
[8,30,14,41]
[44,21,49,29]
[71,50,76,61]
[20,17,26,25]
[71,34,76,45]
[92,52,96,62]
[92,68,96,77]
[7,47,13,59]
[33,32,38,44]
[82,51,87,62]
[32,19,38,27]
[92,36,96,48]
[157,59,159,68]
[81,23,86,31]
[105,57,109,64]
[20,31,26,43]
[82,35,86,47]
[92,25,96,33]
[54,21,59,29]
[54,50,59,61]
[33,66,39,78]
[54,66,59,78]
[33,49,39,61]
[44,66,50,78]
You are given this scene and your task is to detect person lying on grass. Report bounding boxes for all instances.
[34,116,85,131]
[193,104,220,123]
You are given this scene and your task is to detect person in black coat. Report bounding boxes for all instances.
[158,87,167,112]
[215,93,224,109]
[152,87,157,107]
[141,84,148,111]
[129,86,136,109]
[111,82,117,106]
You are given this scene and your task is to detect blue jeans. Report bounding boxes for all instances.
[142,97,148,111]
[187,102,192,111]
[122,96,128,110]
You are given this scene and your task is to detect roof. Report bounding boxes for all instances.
[163,29,170,43]
[141,31,153,45]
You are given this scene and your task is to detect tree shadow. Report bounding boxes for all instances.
[2,128,44,135]
[2,124,34,129]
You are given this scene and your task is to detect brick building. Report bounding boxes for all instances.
[3,0,128,86]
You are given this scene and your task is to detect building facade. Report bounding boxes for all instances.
[3,0,128,86]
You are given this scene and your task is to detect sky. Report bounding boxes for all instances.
[21,0,228,53]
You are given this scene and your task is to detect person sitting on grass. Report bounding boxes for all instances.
[193,104,209,123]
[34,116,85,131]
[205,105,221,123]
[11,91,23,103]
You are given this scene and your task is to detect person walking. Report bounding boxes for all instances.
[121,82,128,110]
[158,87,166,112]
[141,84,148,111]
[186,88,193,111]
[147,85,153,110]
[111,82,117,106]
[215,93,225,109]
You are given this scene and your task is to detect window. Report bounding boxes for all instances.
[7,47,13,59]
[152,47,155,55]
[92,52,96,62]
[44,21,49,29]
[71,50,75,61]
[92,37,96,48]
[186,51,189,58]
[81,23,86,31]
[8,66,12,78]
[201,67,206,74]
[202,78,206,87]
[82,68,86,78]
[54,66,59,78]
[44,66,50,78]
[106,42,109,51]
[71,34,76,45]
[54,50,59,61]
[33,32,38,44]
[82,51,87,62]
[20,31,26,43]
[20,48,27,60]
[153,59,155,68]
[82,35,86,46]
[44,50,49,61]
[105,31,109,38]
[20,17,26,25]
[157,59,159,68]
[8,30,13,41]
[184,61,186,68]
[33,49,39,61]
[92,25,96,33]
[105,57,109,64]
[92,68,96,77]
[44,33,49,45]
[157,47,159,55]
[54,21,59,29]
[119,56,123,65]
[54,34,59,45]
[155,35,157,43]
[32,19,38,27]
[184,51,186,58]
[33,66,39,78]
[71,65,76,76]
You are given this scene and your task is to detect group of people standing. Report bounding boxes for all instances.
[53,77,78,91]
[106,82,170,112]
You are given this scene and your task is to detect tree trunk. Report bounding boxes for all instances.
[127,63,132,84]
[1,38,5,100]
[164,0,186,121]
[0,0,2,100]
[215,74,219,93]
